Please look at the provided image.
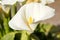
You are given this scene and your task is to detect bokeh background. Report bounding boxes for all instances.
[42,0,60,25]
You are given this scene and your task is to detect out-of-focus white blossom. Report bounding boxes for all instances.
[41,0,55,5]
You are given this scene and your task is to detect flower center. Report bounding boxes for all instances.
[28,16,33,24]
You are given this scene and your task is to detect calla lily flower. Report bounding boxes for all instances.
[9,2,55,33]
[0,0,25,13]
[41,0,55,5]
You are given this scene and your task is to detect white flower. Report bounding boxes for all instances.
[0,0,25,13]
[9,2,55,33]
[1,0,25,5]
[41,0,55,5]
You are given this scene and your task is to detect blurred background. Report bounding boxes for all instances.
[42,0,60,25]
[0,0,60,40]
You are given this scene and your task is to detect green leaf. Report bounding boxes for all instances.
[42,24,53,35]
[34,23,53,35]
[21,31,30,40]
[3,17,10,34]
[1,32,16,40]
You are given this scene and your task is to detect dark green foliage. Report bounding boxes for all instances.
[14,33,21,40]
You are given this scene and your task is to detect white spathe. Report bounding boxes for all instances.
[41,0,55,5]
[25,3,55,22]
[9,5,38,32]
[9,2,55,32]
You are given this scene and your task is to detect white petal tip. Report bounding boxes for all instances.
[9,20,20,30]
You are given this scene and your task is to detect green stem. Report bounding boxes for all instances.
[3,17,10,34]
[0,30,2,39]
[11,5,16,18]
